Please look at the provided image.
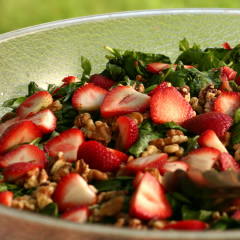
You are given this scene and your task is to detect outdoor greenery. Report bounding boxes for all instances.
[0,0,239,34]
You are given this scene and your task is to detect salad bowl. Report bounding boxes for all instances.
[1,9,240,240]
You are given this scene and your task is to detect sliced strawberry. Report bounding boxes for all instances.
[222,42,232,50]
[213,91,240,117]
[16,91,53,119]
[89,74,115,90]
[222,66,237,80]
[107,148,128,163]
[52,76,80,96]
[44,128,85,162]
[147,63,193,74]
[0,121,42,155]
[198,130,228,153]
[53,173,96,212]
[132,171,144,187]
[220,152,240,172]
[72,83,107,111]
[26,109,57,134]
[181,147,221,171]
[126,153,168,174]
[117,116,138,151]
[150,87,194,125]
[129,172,172,220]
[0,117,20,137]
[182,112,233,138]
[159,161,189,175]
[77,141,122,172]
[0,145,47,168]
[219,77,233,91]
[231,210,240,221]
[163,220,207,230]
[100,85,151,118]
[0,191,14,207]
[3,162,41,182]
[61,206,89,223]
[148,82,169,97]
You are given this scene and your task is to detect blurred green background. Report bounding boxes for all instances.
[0,0,239,34]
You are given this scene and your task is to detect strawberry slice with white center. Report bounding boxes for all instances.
[89,74,115,90]
[77,141,122,172]
[100,85,151,118]
[163,220,207,230]
[129,172,172,220]
[53,173,97,212]
[117,116,138,151]
[0,145,47,168]
[150,87,194,125]
[26,109,57,134]
[126,153,168,174]
[72,83,107,111]
[16,91,53,119]
[220,152,240,172]
[0,121,42,155]
[3,162,42,182]
[61,206,89,223]
[181,147,221,171]
[44,128,85,162]
[198,129,228,153]
[159,161,189,175]
[0,191,14,207]
[0,117,20,137]
[214,91,240,117]
[182,112,233,138]
[147,63,193,74]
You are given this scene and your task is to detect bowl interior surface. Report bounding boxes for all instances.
[1,9,240,240]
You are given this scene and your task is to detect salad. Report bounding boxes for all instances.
[1,38,240,231]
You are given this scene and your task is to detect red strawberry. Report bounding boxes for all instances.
[26,109,57,134]
[0,191,14,207]
[100,85,151,118]
[0,145,47,168]
[53,173,96,212]
[16,91,53,119]
[231,210,240,221]
[219,77,233,91]
[148,82,169,97]
[129,172,172,220]
[147,63,193,74]
[89,74,115,90]
[182,112,233,138]
[61,206,89,223]
[72,83,107,111]
[159,161,189,175]
[222,66,237,80]
[77,141,122,172]
[163,220,207,230]
[198,130,228,153]
[126,153,168,174]
[132,171,144,187]
[107,148,128,163]
[220,152,240,172]
[117,116,138,151]
[222,42,232,50]
[0,121,42,155]
[181,147,221,171]
[0,117,20,137]
[150,87,194,125]
[44,128,85,162]
[3,162,42,182]
[214,91,240,117]
[52,76,80,96]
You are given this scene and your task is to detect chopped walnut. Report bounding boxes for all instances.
[12,195,37,211]
[128,218,146,229]
[132,83,145,93]
[144,168,163,184]
[75,159,90,181]
[176,85,190,102]
[233,143,240,161]
[48,152,74,182]
[221,132,231,147]
[149,219,170,229]
[34,182,57,209]
[0,112,16,123]
[189,97,203,114]
[198,84,221,112]
[97,190,128,204]
[48,100,62,112]
[141,145,162,157]
[166,129,184,137]
[135,75,147,83]
[127,112,144,125]
[142,111,150,120]
[87,169,108,182]
[74,112,91,128]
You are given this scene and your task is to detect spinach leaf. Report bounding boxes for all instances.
[234,108,240,124]
[2,97,26,110]
[182,205,213,222]
[27,82,45,97]
[38,203,58,217]
[179,38,190,52]
[157,121,188,134]
[211,216,240,230]
[81,56,92,82]
[184,135,199,155]
[231,122,240,145]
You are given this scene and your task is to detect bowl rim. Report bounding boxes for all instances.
[1,8,240,42]
[1,8,240,239]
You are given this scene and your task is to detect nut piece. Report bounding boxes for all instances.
[141,145,162,157]
[189,97,203,114]
[48,100,62,112]
[97,190,128,204]
[12,195,37,211]
[233,143,240,161]
[127,112,144,125]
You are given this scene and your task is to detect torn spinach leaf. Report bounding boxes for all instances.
[2,96,26,110]
[39,203,59,217]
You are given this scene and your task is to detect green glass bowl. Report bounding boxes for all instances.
[1,9,240,240]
